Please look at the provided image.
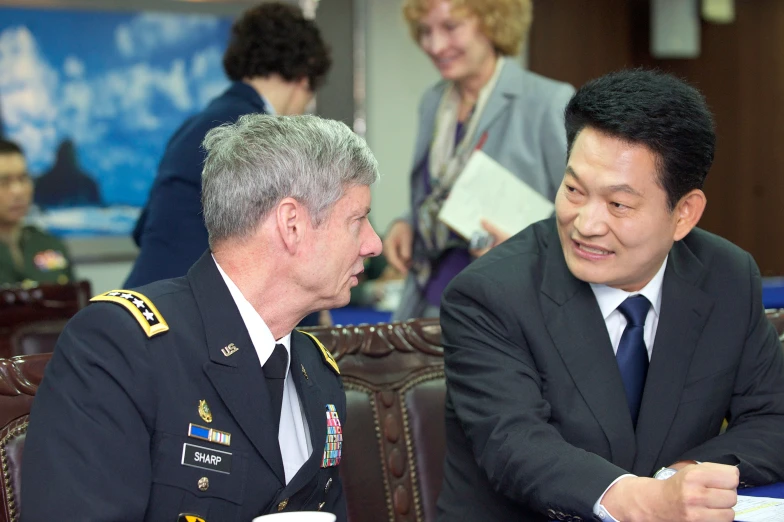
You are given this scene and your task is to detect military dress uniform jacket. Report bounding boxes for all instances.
[21,251,347,522]
[0,225,73,285]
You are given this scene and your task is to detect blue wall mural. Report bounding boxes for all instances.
[0,7,232,236]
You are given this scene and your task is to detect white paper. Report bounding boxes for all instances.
[252,512,336,521]
[734,495,784,521]
[438,150,555,241]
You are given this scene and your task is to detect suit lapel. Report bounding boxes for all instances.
[469,59,522,149]
[187,251,286,484]
[632,242,713,475]
[411,60,523,170]
[540,226,637,469]
[279,331,328,495]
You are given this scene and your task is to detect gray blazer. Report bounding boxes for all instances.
[393,60,575,320]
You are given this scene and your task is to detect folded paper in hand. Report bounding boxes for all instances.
[438,151,555,241]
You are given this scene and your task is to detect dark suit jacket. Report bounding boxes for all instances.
[22,252,347,521]
[125,82,267,288]
[437,218,784,521]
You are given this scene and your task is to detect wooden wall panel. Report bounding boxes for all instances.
[529,0,634,91]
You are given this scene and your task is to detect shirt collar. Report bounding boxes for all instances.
[590,255,668,320]
[212,254,290,358]
[225,81,267,112]
[259,93,277,115]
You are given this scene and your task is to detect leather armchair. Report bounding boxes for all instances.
[304,319,445,522]
[0,281,91,358]
[0,355,49,522]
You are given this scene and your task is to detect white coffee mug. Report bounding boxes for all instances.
[252,512,336,522]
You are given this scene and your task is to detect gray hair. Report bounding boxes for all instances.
[201,114,379,246]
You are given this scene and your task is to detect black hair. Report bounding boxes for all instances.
[222,2,331,91]
[0,139,23,157]
[565,69,715,210]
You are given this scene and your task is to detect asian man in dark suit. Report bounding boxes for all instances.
[437,69,784,522]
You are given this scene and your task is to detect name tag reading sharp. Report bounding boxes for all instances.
[181,443,232,474]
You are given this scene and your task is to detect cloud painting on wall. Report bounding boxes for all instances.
[0,7,232,236]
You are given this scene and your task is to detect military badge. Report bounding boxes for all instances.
[33,249,68,271]
[188,423,231,447]
[321,404,342,467]
[221,343,238,357]
[198,400,213,423]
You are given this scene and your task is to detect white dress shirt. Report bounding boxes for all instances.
[214,257,312,484]
[589,257,668,521]
[259,93,277,115]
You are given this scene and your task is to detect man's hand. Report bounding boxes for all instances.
[469,219,511,258]
[383,221,413,275]
[602,463,739,521]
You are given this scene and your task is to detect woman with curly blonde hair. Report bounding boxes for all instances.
[386,0,576,321]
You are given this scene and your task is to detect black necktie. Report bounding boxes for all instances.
[616,295,651,427]
[263,343,289,429]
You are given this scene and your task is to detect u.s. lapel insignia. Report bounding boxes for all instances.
[221,343,238,357]
[301,364,309,380]
[198,400,213,423]
[321,404,342,467]
[188,423,231,446]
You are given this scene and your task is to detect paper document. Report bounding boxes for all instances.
[734,495,784,521]
[438,151,555,241]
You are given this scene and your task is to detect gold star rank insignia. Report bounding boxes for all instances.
[90,289,168,338]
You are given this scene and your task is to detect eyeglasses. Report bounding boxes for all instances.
[0,173,32,190]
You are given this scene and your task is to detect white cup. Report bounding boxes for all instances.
[252,512,336,522]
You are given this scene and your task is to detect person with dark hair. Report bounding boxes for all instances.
[125,2,331,329]
[437,69,784,521]
[0,139,73,285]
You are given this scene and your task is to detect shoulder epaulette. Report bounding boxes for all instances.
[298,330,339,375]
[90,289,169,338]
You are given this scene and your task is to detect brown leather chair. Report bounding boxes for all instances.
[0,319,445,522]
[0,354,49,522]
[305,319,445,522]
[0,281,91,358]
[765,308,784,342]
[8,320,68,357]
